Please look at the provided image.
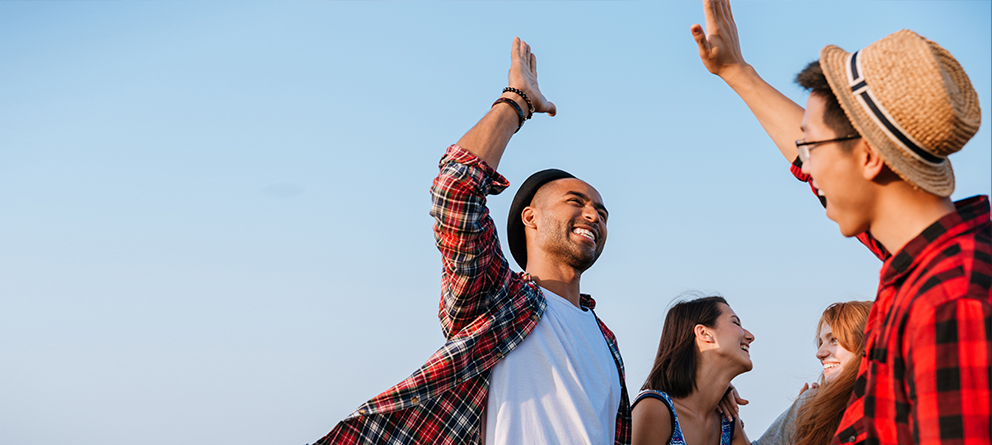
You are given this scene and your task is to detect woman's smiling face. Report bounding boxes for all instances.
[816,321,857,383]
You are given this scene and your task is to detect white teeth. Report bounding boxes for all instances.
[823,363,839,370]
[573,228,595,241]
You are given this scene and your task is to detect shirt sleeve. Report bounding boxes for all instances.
[430,144,513,339]
[905,297,992,445]
[789,157,890,261]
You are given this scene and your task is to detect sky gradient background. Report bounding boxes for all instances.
[1,1,990,444]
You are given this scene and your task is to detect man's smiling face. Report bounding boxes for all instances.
[800,93,875,238]
[527,178,608,272]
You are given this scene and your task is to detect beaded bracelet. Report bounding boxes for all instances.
[502,87,534,119]
[492,97,525,133]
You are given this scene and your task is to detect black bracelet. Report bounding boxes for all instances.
[492,97,525,133]
[502,87,534,119]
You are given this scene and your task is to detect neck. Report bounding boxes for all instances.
[869,185,955,254]
[526,259,582,308]
[674,357,738,418]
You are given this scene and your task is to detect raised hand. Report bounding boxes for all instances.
[689,0,805,162]
[508,37,556,117]
[691,0,747,78]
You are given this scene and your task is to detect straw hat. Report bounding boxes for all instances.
[819,29,981,197]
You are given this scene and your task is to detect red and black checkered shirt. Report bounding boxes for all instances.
[315,145,631,445]
[791,160,992,445]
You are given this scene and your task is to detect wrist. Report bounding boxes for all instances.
[500,91,530,117]
[492,97,526,133]
[718,63,758,89]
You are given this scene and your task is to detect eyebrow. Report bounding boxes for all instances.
[565,191,609,216]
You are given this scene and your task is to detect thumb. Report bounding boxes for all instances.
[546,101,557,117]
[690,24,709,50]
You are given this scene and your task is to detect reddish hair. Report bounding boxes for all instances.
[793,301,872,445]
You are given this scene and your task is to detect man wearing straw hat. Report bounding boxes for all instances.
[313,37,631,445]
[691,1,990,445]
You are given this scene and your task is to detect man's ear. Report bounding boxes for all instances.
[522,206,538,229]
[858,140,886,181]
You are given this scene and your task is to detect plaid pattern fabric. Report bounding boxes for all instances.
[791,160,992,445]
[315,145,631,445]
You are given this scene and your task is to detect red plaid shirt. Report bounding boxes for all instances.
[791,160,992,445]
[315,145,631,445]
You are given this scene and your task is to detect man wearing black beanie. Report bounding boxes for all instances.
[315,37,630,445]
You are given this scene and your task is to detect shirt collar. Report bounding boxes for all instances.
[881,195,990,284]
[519,271,597,310]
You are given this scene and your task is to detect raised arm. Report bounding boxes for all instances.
[432,38,556,338]
[456,36,556,170]
[691,0,804,162]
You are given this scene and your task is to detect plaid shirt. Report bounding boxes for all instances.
[316,145,631,445]
[790,160,992,445]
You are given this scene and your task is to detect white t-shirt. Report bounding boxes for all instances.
[484,287,621,445]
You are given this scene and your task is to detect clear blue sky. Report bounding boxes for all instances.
[1,2,989,444]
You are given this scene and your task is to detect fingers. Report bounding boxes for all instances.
[530,53,537,75]
[717,401,731,421]
[717,386,741,421]
[731,386,748,405]
[702,0,719,35]
[546,101,556,117]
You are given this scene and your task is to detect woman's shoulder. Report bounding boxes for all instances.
[631,390,677,445]
[633,389,674,411]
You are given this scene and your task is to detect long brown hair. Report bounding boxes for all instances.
[641,296,728,398]
[793,301,872,445]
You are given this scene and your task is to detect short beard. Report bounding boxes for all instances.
[539,217,601,272]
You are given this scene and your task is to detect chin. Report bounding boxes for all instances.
[738,357,753,373]
[826,204,871,238]
[822,371,839,385]
[569,248,600,271]
[838,222,870,238]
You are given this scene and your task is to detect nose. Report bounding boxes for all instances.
[801,159,812,175]
[815,344,829,360]
[744,329,755,344]
[583,205,600,223]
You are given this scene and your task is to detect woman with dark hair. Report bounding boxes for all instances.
[752,301,872,445]
[632,296,754,445]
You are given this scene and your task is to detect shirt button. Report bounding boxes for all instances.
[530,313,539,322]
[455,377,463,384]
[411,396,419,405]
[358,409,366,415]
[495,351,503,360]
[847,436,857,443]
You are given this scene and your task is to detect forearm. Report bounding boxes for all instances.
[456,93,528,170]
[720,64,805,162]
